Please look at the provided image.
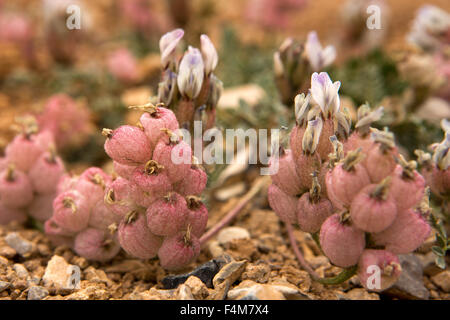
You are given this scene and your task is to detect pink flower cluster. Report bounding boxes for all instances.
[44,167,122,262]
[417,120,450,203]
[36,94,94,150]
[0,121,64,225]
[268,72,431,291]
[104,105,208,270]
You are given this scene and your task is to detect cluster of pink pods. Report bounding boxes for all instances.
[36,94,93,151]
[269,72,431,291]
[44,166,125,262]
[0,119,65,225]
[103,105,208,269]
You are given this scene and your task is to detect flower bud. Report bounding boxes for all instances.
[185,196,208,237]
[0,201,27,224]
[74,228,121,262]
[103,125,152,166]
[269,149,303,196]
[319,213,365,268]
[131,161,172,196]
[139,107,179,148]
[0,166,33,208]
[152,139,192,184]
[5,134,44,172]
[160,28,184,69]
[28,193,55,222]
[357,249,402,292]
[146,192,188,236]
[28,150,65,194]
[350,178,398,233]
[177,46,204,100]
[305,31,336,72]
[52,190,90,233]
[118,211,162,259]
[372,208,431,254]
[302,118,323,155]
[267,184,297,224]
[200,34,218,75]
[158,231,200,270]
[157,70,178,106]
[175,164,207,196]
[310,72,340,118]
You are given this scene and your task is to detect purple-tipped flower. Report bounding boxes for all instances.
[305,31,336,71]
[177,46,204,100]
[200,34,218,75]
[160,28,184,69]
[310,72,341,118]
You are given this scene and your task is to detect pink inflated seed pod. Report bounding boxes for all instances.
[325,148,370,207]
[5,134,44,172]
[28,149,65,194]
[28,193,55,222]
[390,160,426,211]
[103,125,152,166]
[0,201,27,224]
[158,230,200,270]
[89,199,122,230]
[319,213,365,268]
[74,228,121,262]
[118,211,163,259]
[138,106,179,148]
[52,190,90,233]
[357,249,402,292]
[76,167,112,208]
[269,148,303,196]
[372,208,431,254]
[104,177,138,217]
[185,196,208,237]
[174,164,207,196]
[350,178,398,233]
[152,137,191,184]
[131,160,172,196]
[296,176,333,233]
[267,184,298,225]
[113,161,136,180]
[0,165,33,209]
[146,192,188,236]
[289,125,305,161]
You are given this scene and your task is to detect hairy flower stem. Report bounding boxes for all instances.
[286,223,319,279]
[199,176,270,245]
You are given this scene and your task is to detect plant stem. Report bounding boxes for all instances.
[315,265,358,285]
[286,223,320,279]
[199,176,270,245]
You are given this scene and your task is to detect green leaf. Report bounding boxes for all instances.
[436,234,447,249]
[435,256,446,270]
[432,246,445,257]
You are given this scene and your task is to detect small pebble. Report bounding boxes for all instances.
[5,232,33,256]
[217,227,250,245]
[13,264,29,279]
[27,286,49,300]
